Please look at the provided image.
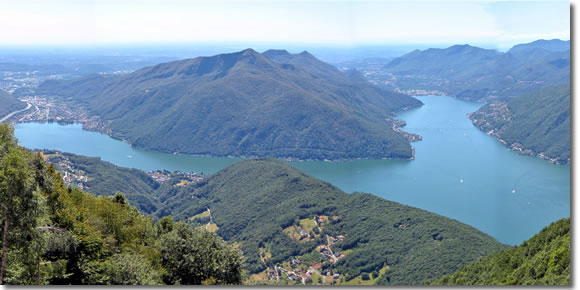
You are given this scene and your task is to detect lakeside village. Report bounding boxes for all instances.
[38,150,205,190]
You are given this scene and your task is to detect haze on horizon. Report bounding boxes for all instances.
[0,0,570,51]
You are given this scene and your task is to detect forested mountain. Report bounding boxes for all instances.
[0,125,242,285]
[429,218,570,285]
[0,90,26,118]
[144,158,507,285]
[382,39,569,101]
[36,49,422,161]
[39,150,508,285]
[469,85,570,164]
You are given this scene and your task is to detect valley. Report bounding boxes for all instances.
[0,0,571,286]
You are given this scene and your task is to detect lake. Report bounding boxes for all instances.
[14,95,570,245]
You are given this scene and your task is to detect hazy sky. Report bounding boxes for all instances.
[0,0,569,49]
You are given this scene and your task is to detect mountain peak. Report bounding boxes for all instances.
[241,48,259,55]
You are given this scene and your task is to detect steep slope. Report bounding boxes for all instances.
[469,85,570,163]
[158,158,507,285]
[0,89,26,119]
[41,151,162,213]
[429,218,570,285]
[36,49,422,160]
[383,39,569,101]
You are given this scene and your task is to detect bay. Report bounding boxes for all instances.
[14,95,570,245]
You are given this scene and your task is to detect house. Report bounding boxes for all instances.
[333,274,340,279]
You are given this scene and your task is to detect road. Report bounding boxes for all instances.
[0,102,31,123]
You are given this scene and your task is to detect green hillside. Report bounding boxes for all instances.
[469,84,570,164]
[40,151,162,214]
[0,125,242,285]
[429,218,570,285]
[36,49,422,161]
[0,90,26,120]
[157,158,507,285]
[35,151,507,285]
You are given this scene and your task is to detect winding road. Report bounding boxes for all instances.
[0,102,32,123]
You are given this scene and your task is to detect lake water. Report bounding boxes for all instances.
[14,95,570,245]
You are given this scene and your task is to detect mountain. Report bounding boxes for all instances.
[508,39,571,56]
[36,49,422,161]
[0,89,26,119]
[156,158,508,285]
[38,151,507,285]
[384,44,501,80]
[382,40,569,101]
[468,85,570,164]
[429,218,570,285]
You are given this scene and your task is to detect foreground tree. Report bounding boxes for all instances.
[161,221,243,285]
[0,147,42,284]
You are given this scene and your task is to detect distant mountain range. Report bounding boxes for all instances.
[36,49,422,160]
[42,151,507,285]
[383,39,569,101]
[468,84,570,164]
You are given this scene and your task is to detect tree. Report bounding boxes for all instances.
[0,147,42,284]
[160,222,243,285]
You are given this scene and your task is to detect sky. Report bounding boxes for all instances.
[0,0,570,50]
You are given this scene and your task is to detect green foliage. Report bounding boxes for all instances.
[160,222,243,285]
[158,158,507,285]
[44,152,161,213]
[101,252,162,285]
[36,49,422,160]
[0,140,44,284]
[428,218,570,286]
[0,125,242,285]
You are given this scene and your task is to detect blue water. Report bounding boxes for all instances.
[14,96,570,245]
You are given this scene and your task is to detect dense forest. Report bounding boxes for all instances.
[469,84,570,164]
[35,49,422,161]
[0,124,242,285]
[429,218,570,285]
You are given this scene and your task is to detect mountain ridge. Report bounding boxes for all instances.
[382,39,569,101]
[36,49,422,161]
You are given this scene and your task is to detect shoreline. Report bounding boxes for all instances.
[466,112,569,165]
[15,120,418,164]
